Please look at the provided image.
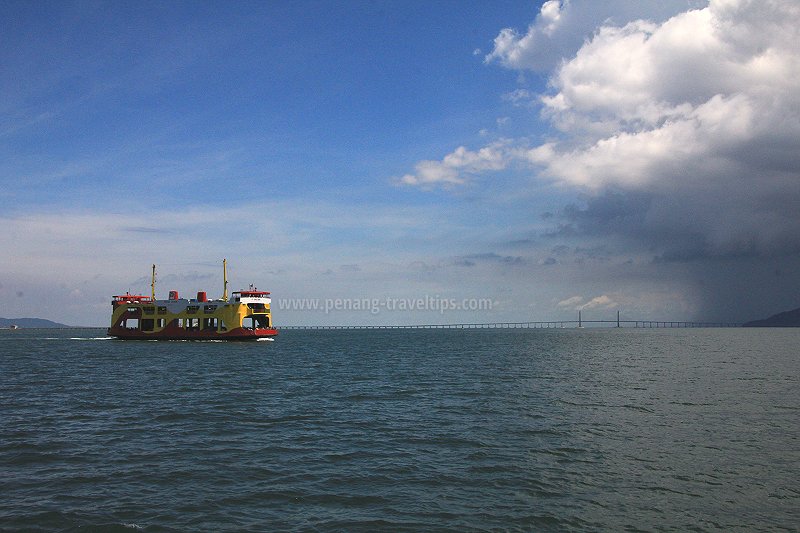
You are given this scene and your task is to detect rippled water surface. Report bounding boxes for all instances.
[1,327,798,532]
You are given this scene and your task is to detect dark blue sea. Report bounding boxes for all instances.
[1,327,798,532]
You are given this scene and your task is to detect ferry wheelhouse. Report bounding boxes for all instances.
[108,261,278,340]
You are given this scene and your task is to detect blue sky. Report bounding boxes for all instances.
[3,1,531,205]
[2,0,799,326]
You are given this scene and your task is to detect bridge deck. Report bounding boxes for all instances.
[279,320,740,330]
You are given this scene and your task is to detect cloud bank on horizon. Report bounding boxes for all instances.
[1,0,798,326]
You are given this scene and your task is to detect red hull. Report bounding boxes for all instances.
[108,325,278,341]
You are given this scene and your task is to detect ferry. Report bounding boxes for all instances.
[108,260,278,341]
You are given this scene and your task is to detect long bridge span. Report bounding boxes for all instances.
[279,318,740,330]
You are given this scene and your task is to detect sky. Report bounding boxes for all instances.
[1,0,799,326]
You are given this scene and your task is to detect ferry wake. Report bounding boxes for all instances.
[108,260,278,341]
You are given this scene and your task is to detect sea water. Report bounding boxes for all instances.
[1,327,798,532]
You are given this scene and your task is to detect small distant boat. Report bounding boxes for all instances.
[107,260,278,341]
[9,324,19,330]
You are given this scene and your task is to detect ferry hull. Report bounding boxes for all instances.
[107,326,278,341]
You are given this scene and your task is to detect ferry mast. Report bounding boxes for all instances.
[151,264,156,301]
[223,258,229,301]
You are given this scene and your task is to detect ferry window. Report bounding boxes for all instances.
[143,307,155,315]
[158,307,167,315]
[244,315,269,329]
[157,319,166,328]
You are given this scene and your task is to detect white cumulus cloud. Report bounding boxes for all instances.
[557,295,584,308]
[485,0,695,72]
[397,140,518,188]
[406,0,800,259]
[528,0,800,257]
[557,294,618,311]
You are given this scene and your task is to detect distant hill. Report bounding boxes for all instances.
[0,317,72,328]
[742,307,800,327]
